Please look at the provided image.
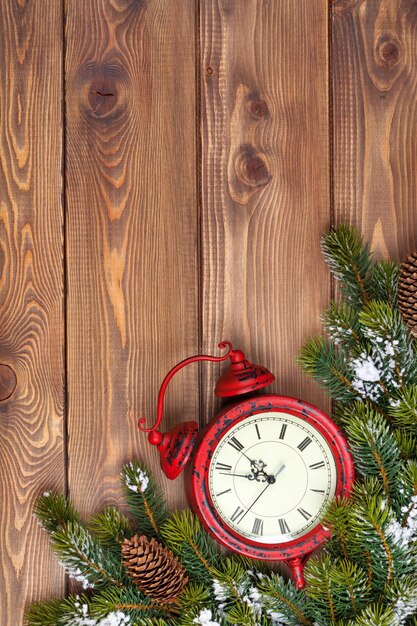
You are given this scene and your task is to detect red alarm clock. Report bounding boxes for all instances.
[138,341,354,588]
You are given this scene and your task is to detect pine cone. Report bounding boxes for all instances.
[121,535,188,603]
[399,252,417,335]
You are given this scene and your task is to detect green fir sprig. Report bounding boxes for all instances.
[121,460,167,539]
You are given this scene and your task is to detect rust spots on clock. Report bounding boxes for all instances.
[0,364,17,401]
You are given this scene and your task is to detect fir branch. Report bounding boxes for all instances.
[388,576,417,624]
[342,404,401,499]
[26,597,68,626]
[255,573,313,626]
[329,559,370,618]
[212,557,252,606]
[136,617,174,626]
[89,586,176,620]
[304,555,338,623]
[135,617,174,626]
[297,337,358,402]
[223,601,259,625]
[25,220,417,626]
[321,225,372,309]
[387,460,417,525]
[324,497,354,561]
[161,510,220,582]
[369,260,399,308]
[89,507,133,550]
[322,302,364,350]
[178,582,212,612]
[364,551,373,592]
[349,497,396,591]
[34,492,81,533]
[393,430,417,460]
[352,604,398,626]
[351,476,384,502]
[51,520,124,589]
[121,461,166,538]
[176,607,221,626]
[389,386,417,433]
[26,594,93,626]
[359,301,417,389]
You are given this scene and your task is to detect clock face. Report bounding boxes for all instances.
[190,395,354,561]
[208,412,337,544]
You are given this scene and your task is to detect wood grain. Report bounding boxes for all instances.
[200,0,331,420]
[65,0,198,516]
[332,0,417,259]
[0,1,65,623]
[4,0,417,618]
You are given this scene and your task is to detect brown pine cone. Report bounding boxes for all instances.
[398,252,417,335]
[121,535,188,603]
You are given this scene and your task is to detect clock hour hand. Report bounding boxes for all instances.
[274,463,286,479]
[241,451,257,464]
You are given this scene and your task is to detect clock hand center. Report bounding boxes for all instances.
[265,463,286,484]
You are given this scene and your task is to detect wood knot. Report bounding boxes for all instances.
[88,76,118,116]
[74,62,129,122]
[377,37,402,68]
[248,95,269,119]
[235,145,270,188]
[0,364,17,401]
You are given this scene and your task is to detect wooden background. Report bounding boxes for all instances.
[1,0,417,622]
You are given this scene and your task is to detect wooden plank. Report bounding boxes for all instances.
[65,0,198,515]
[0,1,64,623]
[332,0,417,259]
[200,0,330,420]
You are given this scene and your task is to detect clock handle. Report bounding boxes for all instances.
[137,341,233,479]
[286,556,309,589]
[138,340,233,442]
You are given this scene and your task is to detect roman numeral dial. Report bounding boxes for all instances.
[297,436,312,452]
[228,436,244,452]
[252,518,264,535]
[278,518,290,534]
[208,411,337,546]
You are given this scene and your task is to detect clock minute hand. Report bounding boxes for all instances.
[239,481,271,523]
[239,464,286,522]
[219,472,254,479]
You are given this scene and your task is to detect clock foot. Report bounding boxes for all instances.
[286,556,309,589]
